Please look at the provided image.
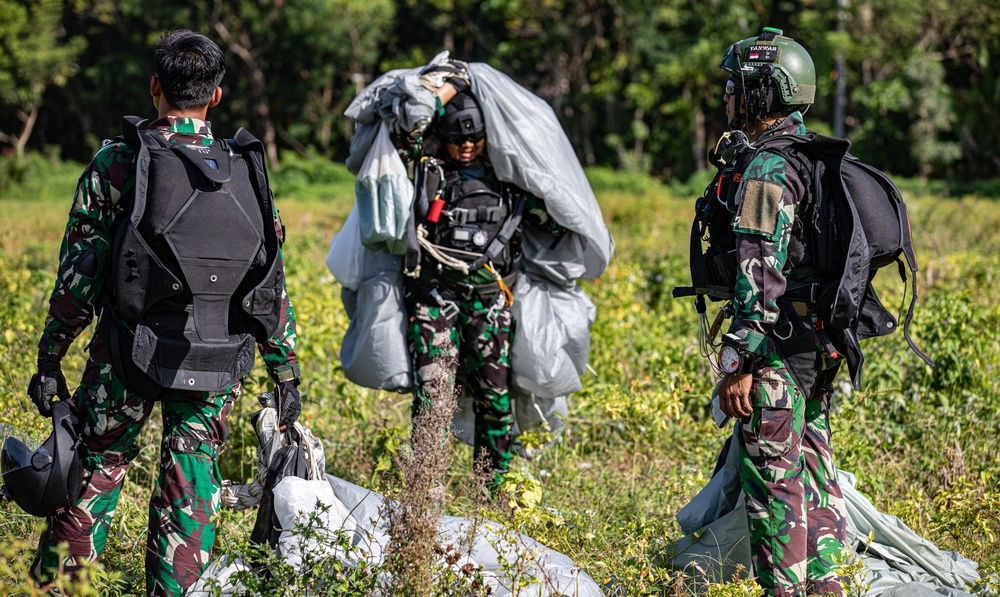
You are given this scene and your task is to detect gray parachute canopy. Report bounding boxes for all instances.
[343,51,614,284]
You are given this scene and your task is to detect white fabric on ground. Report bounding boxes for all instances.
[659,429,981,597]
[191,474,602,596]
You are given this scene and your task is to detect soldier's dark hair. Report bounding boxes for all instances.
[153,29,225,110]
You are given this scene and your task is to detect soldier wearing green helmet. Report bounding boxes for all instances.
[710,27,850,596]
[720,26,817,131]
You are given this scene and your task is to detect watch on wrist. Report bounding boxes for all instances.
[720,332,756,375]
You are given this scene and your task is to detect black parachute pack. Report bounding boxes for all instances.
[675,131,934,388]
[405,158,525,278]
[105,116,284,398]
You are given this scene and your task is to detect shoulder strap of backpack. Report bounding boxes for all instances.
[227,128,269,193]
[227,127,275,234]
[122,116,154,227]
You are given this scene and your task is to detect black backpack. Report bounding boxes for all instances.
[105,116,284,399]
[675,132,934,388]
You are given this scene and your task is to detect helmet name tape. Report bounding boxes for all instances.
[745,45,779,63]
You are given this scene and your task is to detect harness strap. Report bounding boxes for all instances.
[446,204,509,224]
[900,258,935,367]
[466,191,525,272]
[405,163,424,276]
[413,270,519,300]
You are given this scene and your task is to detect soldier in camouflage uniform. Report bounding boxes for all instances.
[26,30,301,596]
[401,65,566,489]
[712,29,848,596]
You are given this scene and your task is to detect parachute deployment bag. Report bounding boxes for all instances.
[106,116,283,397]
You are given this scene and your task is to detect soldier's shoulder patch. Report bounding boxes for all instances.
[735,178,783,238]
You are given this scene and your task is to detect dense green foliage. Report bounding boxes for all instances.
[0,160,997,594]
[1,0,1000,183]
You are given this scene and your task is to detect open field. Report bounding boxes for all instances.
[0,157,998,595]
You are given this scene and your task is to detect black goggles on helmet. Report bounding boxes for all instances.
[444,132,485,145]
[725,78,742,96]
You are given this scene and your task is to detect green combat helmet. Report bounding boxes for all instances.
[720,27,816,124]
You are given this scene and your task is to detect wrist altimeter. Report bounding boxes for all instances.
[719,333,756,375]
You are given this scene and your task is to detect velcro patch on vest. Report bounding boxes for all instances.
[736,179,783,238]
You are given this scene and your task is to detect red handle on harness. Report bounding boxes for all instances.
[427,198,445,223]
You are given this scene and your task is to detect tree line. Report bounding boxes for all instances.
[2,0,998,182]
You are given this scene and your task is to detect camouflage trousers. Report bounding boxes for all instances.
[33,336,237,597]
[738,324,848,597]
[406,287,514,487]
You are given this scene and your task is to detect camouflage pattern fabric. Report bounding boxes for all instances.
[725,113,848,596]
[737,323,847,597]
[406,289,514,488]
[32,117,299,596]
[33,344,237,596]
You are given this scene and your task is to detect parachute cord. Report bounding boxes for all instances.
[698,311,712,359]
[485,262,514,306]
[415,224,471,274]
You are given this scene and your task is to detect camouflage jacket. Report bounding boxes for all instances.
[38,116,300,382]
[726,112,811,357]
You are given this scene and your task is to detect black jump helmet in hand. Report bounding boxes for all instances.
[1,401,84,517]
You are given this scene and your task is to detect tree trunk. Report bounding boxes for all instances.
[15,103,40,159]
[212,19,279,166]
[0,102,41,159]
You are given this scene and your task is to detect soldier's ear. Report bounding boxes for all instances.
[208,87,222,109]
[150,76,162,111]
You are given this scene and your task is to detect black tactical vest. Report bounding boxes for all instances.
[406,159,525,278]
[107,116,283,396]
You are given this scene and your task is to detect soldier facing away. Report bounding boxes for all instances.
[711,28,849,596]
[22,29,302,596]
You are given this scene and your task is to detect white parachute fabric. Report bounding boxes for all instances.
[192,411,603,596]
[326,213,411,391]
[325,200,365,291]
[469,62,614,281]
[510,272,596,398]
[353,123,414,254]
[193,475,603,596]
[339,256,411,391]
[655,429,981,597]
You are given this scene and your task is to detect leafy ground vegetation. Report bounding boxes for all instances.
[0,155,998,595]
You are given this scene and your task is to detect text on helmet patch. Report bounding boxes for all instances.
[745,45,779,63]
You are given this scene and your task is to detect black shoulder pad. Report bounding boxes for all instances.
[229,128,264,154]
[122,116,147,147]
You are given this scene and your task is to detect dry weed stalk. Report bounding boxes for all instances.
[384,350,460,596]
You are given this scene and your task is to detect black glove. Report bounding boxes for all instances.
[277,380,301,430]
[28,358,70,417]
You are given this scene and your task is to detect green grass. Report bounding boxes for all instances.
[1,154,998,595]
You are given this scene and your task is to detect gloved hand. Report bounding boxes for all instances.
[27,357,70,417]
[277,380,301,430]
[419,59,472,95]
